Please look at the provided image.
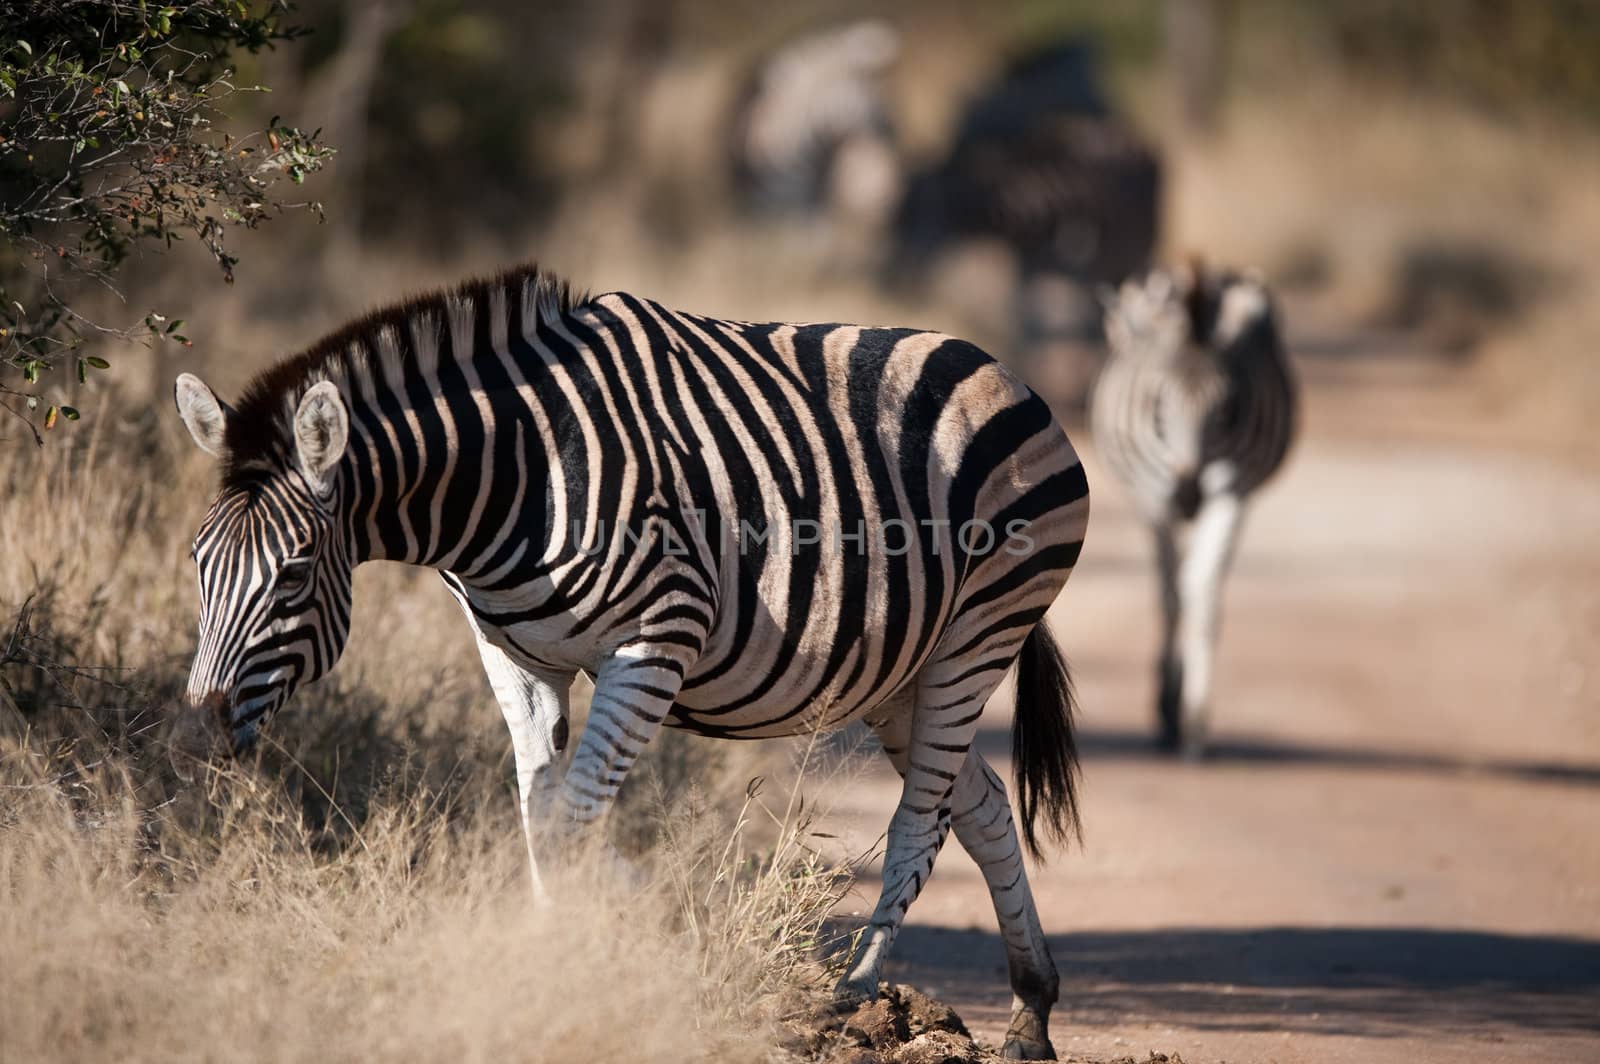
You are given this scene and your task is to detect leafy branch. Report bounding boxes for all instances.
[0,1,332,441]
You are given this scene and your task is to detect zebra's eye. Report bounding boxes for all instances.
[276,560,313,597]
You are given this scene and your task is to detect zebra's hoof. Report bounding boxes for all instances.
[831,974,881,1008]
[1000,1035,1057,1060]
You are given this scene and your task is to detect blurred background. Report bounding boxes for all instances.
[57,0,1600,446]
[2,3,1598,1062]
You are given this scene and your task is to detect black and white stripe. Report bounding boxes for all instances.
[174,264,1090,1059]
[1092,264,1297,756]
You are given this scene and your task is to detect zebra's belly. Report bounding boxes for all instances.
[666,612,927,739]
[666,667,909,738]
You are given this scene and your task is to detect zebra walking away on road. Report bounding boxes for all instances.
[1092,263,1297,757]
[170,264,1090,1060]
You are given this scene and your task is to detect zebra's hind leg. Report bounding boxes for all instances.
[950,751,1059,1060]
[835,709,953,1005]
[835,644,1021,1007]
[1153,521,1183,749]
[1176,491,1245,759]
[871,709,1061,1061]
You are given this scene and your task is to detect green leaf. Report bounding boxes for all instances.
[15,40,31,57]
[77,359,86,384]
[44,405,57,430]
[60,406,80,420]
[85,356,110,369]
[165,319,184,334]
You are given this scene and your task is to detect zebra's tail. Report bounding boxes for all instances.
[1012,622,1083,859]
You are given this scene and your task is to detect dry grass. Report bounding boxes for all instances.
[0,756,839,1063]
[0,418,866,1063]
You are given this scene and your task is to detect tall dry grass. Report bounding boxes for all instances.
[0,417,864,1063]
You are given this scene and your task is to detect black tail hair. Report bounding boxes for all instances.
[1012,623,1082,859]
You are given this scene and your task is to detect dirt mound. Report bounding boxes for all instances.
[784,984,1187,1064]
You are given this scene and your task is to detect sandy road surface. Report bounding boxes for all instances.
[821,357,1600,1063]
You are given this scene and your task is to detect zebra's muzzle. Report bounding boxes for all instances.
[167,691,237,779]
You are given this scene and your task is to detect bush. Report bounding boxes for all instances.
[0,1,330,441]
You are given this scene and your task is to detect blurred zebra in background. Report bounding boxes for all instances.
[896,42,1160,289]
[1092,264,1297,757]
[727,19,902,228]
[171,264,1091,1060]
[895,40,1161,403]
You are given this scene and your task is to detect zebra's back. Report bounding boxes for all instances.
[509,294,1090,737]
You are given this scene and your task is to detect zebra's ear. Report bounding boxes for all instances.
[174,373,232,458]
[293,380,349,490]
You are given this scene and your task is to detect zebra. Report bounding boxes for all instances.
[894,40,1160,290]
[1091,263,1297,757]
[170,264,1090,1060]
[728,19,901,223]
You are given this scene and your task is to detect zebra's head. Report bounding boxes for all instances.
[1104,263,1275,364]
[170,371,356,761]
[1101,270,1192,364]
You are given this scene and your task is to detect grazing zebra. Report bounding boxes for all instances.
[1092,264,1297,757]
[728,19,901,221]
[171,264,1090,1060]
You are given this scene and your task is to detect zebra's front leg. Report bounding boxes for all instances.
[1176,490,1245,759]
[1153,520,1183,748]
[553,645,691,874]
[474,638,574,902]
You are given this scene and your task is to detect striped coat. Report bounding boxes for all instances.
[173,265,1089,1059]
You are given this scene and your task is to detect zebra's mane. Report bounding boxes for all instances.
[220,263,587,488]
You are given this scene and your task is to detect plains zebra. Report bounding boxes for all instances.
[728,20,901,221]
[171,264,1090,1060]
[894,40,1160,289]
[1092,264,1297,757]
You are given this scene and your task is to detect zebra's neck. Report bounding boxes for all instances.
[327,284,567,577]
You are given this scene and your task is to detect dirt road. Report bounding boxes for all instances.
[823,355,1600,1063]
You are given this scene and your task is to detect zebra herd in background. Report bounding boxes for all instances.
[732,20,1296,754]
[166,22,1298,1063]
[731,23,1161,355]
